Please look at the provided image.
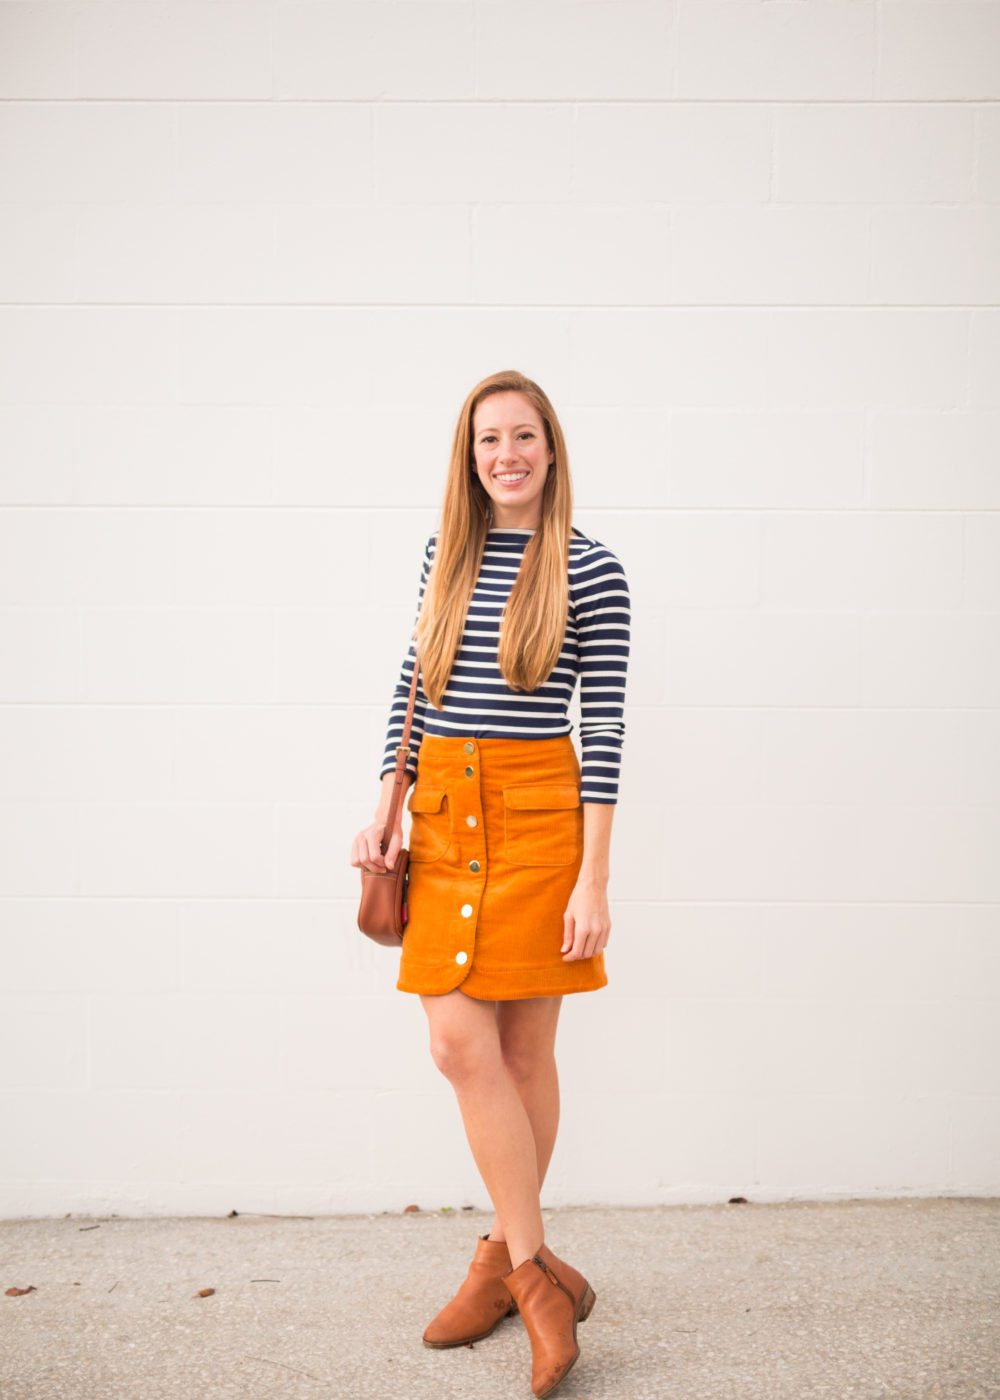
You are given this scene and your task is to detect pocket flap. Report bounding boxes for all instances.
[503,784,580,811]
[407,785,446,814]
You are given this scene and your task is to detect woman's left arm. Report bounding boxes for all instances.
[562,802,615,961]
[562,540,630,961]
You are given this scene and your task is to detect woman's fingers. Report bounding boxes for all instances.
[561,910,611,960]
[383,827,402,871]
[350,822,392,872]
[366,826,388,871]
[563,913,592,961]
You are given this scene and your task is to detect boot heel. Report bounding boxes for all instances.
[577,1283,597,1323]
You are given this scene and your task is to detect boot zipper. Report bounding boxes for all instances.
[532,1256,563,1289]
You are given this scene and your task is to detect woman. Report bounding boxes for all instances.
[350,369,630,1399]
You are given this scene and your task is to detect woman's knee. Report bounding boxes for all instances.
[428,1028,499,1085]
[499,1034,556,1087]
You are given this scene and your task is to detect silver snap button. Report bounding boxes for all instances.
[469,860,480,873]
[461,903,473,917]
[466,815,477,828]
[456,951,468,965]
[465,766,474,777]
[464,742,474,754]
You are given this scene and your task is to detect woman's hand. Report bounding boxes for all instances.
[351,772,413,873]
[562,801,615,960]
[561,872,611,961]
[350,818,403,873]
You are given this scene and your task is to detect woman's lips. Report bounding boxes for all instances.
[494,470,529,487]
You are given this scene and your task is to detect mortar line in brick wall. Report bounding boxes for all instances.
[1,98,998,106]
[1,301,997,309]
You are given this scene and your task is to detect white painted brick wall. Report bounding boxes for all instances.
[0,1,997,1218]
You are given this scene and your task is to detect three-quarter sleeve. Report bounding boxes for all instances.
[379,535,435,782]
[570,544,631,803]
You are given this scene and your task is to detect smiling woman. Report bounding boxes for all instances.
[349,369,630,1399]
[471,392,555,529]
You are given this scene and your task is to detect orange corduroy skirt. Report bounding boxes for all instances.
[397,734,607,1001]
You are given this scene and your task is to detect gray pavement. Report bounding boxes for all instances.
[2,1199,998,1400]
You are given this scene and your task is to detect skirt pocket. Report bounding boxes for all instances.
[406,784,451,863]
[503,783,582,867]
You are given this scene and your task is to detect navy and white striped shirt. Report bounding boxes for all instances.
[380,526,630,803]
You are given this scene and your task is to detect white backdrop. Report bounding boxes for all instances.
[1,1,998,1217]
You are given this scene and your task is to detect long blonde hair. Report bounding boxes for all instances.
[414,370,574,710]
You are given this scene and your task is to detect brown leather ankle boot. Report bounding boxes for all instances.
[503,1242,597,1398]
[422,1233,518,1348]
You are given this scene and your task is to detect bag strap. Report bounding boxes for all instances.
[380,652,420,857]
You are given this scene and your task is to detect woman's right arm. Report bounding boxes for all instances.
[377,535,434,785]
[350,535,434,874]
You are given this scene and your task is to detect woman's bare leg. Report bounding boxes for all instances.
[486,996,562,1246]
[421,989,549,1268]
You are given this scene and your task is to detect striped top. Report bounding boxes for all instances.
[380,526,630,803]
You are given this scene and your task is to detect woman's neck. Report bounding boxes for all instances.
[489,506,542,531]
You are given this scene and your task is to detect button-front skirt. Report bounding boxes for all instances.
[397,734,607,1000]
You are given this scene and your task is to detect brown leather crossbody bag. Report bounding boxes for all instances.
[357,653,420,946]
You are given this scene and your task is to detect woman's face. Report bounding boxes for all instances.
[471,391,555,530]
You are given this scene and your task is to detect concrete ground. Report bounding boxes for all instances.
[2,1198,998,1400]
